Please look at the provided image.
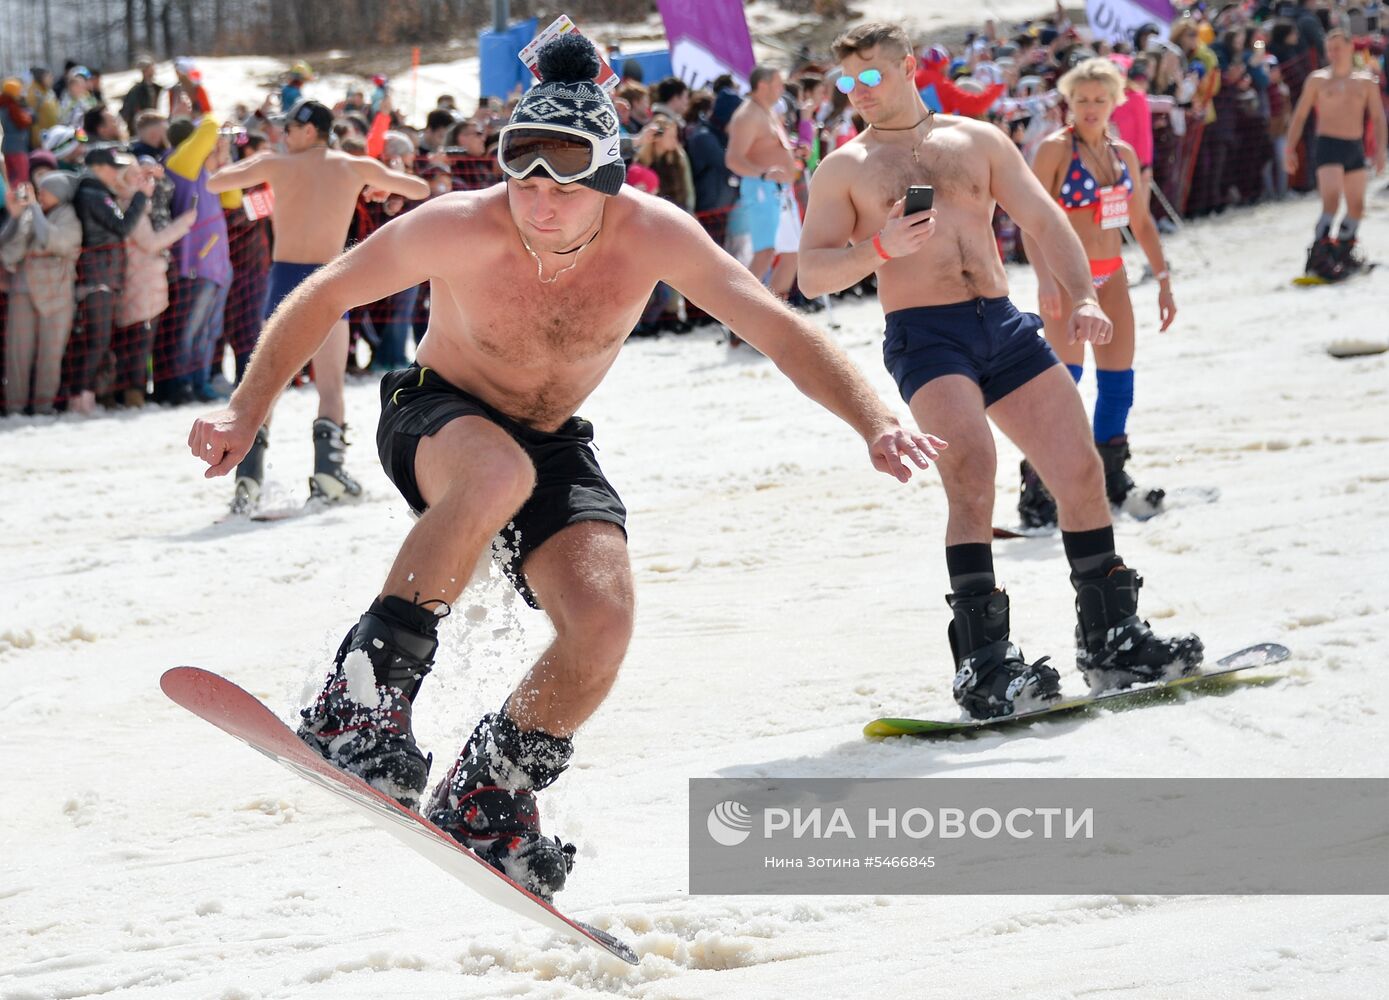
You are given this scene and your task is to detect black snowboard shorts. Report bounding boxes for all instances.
[376,365,627,609]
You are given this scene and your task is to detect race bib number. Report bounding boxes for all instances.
[244,186,275,221]
[1099,185,1129,230]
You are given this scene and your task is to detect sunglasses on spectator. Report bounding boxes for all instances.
[835,69,883,94]
[497,124,621,184]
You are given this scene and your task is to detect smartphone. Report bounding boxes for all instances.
[905,185,934,215]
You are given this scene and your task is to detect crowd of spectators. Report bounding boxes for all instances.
[1,0,1385,417]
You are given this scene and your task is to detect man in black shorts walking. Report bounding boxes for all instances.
[799,24,1203,722]
[1284,29,1388,279]
[188,35,944,901]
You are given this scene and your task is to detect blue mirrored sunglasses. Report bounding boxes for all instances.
[835,68,883,94]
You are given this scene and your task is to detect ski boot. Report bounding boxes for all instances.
[1017,459,1058,529]
[309,417,363,503]
[1074,566,1204,692]
[297,596,442,808]
[230,425,269,515]
[425,711,576,901]
[948,589,1062,720]
[1095,436,1165,514]
[1305,238,1345,283]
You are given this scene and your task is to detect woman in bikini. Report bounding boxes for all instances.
[1019,57,1176,528]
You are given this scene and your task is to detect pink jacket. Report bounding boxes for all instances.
[1110,87,1153,168]
[118,208,195,327]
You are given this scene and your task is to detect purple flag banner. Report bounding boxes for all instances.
[1085,0,1174,45]
[657,0,756,89]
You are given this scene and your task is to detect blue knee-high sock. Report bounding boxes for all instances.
[1093,368,1135,443]
[1065,364,1083,384]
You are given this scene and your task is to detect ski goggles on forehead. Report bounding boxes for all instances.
[497,124,621,184]
[835,68,884,94]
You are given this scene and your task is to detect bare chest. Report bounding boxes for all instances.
[434,251,647,367]
[855,137,990,216]
[1315,78,1369,129]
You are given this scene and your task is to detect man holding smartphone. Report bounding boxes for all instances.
[800,23,1202,720]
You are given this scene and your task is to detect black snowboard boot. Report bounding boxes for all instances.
[1095,436,1165,512]
[297,596,443,808]
[948,589,1062,720]
[425,711,576,901]
[1306,238,1344,282]
[230,425,269,515]
[309,417,363,503]
[1074,566,1204,691]
[1331,237,1367,277]
[1017,459,1058,529]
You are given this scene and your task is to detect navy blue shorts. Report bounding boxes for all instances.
[883,296,1059,407]
[263,261,347,321]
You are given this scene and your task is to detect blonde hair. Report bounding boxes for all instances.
[1058,58,1125,104]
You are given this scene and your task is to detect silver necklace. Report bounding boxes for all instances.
[520,227,601,284]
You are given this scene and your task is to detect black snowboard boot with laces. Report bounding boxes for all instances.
[1074,566,1204,692]
[425,710,576,901]
[1017,459,1058,529]
[297,596,445,808]
[948,589,1062,720]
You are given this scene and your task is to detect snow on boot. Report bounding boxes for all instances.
[425,711,576,901]
[297,597,442,808]
[309,417,363,503]
[1074,566,1204,692]
[230,425,269,515]
[1017,459,1058,529]
[948,589,1062,720]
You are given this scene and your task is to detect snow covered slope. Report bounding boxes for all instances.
[2,193,1385,998]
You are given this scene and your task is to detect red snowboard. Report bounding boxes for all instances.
[160,666,638,965]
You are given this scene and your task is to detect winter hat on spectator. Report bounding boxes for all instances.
[174,57,196,76]
[921,45,950,67]
[43,125,82,157]
[2,78,21,98]
[70,66,92,80]
[28,149,59,172]
[37,171,78,203]
[502,34,623,196]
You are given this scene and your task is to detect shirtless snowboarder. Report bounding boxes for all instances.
[205,98,429,513]
[799,23,1202,722]
[189,36,945,901]
[1284,29,1387,281]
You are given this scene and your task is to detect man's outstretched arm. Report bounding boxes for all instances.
[656,201,946,481]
